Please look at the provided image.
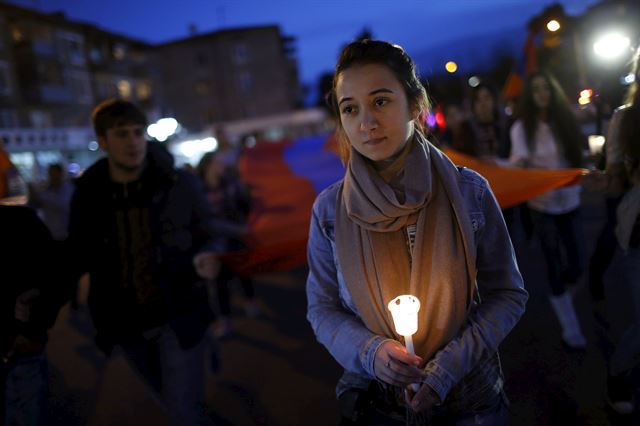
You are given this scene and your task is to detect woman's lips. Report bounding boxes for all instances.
[364,137,385,145]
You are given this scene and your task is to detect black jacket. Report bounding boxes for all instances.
[0,205,58,357]
[66,143,217,352]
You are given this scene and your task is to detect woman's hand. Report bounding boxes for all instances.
[405,383,441,413]
[373,340,425,387]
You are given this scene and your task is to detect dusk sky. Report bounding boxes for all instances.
[5,0,600,92]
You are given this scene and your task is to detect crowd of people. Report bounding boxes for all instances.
[0,39,638,425]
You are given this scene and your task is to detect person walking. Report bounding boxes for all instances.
[509,70,588,350]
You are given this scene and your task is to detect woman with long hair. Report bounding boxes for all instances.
[509,71,587,350]
[306,39,527,425]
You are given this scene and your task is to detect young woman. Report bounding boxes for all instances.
[509,71,587,350]
[306,39,528,425]
[454,83,511,163]
[197,151,258,338]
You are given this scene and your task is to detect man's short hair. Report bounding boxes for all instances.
[92,98,148,137]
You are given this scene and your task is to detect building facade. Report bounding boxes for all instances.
[154,25,301,131]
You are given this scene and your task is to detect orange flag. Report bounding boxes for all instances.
[443,149,586,209]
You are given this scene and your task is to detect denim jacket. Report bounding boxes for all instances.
[306,166,528,407]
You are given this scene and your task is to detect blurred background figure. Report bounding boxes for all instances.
[510,70,588,350]
[0,140,27,203]
[466,83,512,163]
[437,103,468,149]
[27,163,74,242]
[584,46,640,415]
[197,150,259,339]
[1,202,59,426]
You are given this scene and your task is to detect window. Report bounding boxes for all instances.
[239,71,253,93]
[233,43,248,64]
[113,43,127,61]
[117,80,131,99]
[195,52,208,66]
[68,70,92,104]
[90,46,103,63]
[0,110,15,128]
[10,25,24,43]
[136,80,152,101]
[0,62,11,96]
[30,111,52,128]
[195,81,210,95]
[40,63,64,85]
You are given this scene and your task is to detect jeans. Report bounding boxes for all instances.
[530,208,585,295]
[3,352,48,426]
[115,325,210,426]
[610,247,640,376]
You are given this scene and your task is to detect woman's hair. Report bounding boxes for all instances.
[619,47,640,165]
[327,39,430,163]
[517,71,584,167]
[196,151,216,180]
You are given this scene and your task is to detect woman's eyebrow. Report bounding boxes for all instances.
[338,88,394,106]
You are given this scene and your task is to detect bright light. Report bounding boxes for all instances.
[147,117,180,142]
[426,113,437,128]
[468,76,480,87]
[588,135,605,155]
[445,61,458,73]
[88,141,99,151]
[177,138,218,159]
[578,97,591,105]
[546,20,560,32]
[622,73,636,85]
[593,33,631,60]
[579,89,593,99]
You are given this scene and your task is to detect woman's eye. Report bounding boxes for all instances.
[375,97,389,107]
[341,105,355,115]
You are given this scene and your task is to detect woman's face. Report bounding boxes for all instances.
[531,76,551,110]
[204,157,224,187]
[335,63,415,162]
[473,88,495,123]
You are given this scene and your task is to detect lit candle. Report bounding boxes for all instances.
[588,134,605,155]
[388,295,421,392]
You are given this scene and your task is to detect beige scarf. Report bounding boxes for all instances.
[335,134,476,363]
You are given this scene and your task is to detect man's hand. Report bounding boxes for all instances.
[405,383,441,413]
[582,170,610,192]
[193,252,220,280]
[15,288,40,322]
[373,340,425,388]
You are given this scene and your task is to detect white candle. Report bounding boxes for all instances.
[588,134,605,155]
[388,295,421,392]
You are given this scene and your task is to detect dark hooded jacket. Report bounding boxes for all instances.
[66,143,216,353]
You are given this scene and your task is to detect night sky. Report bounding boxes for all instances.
[5,0,599,99]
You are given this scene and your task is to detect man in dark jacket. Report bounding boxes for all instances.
[66,99,219,425]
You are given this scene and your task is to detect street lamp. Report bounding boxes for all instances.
[445,61,457,73]
[546,20,561,32]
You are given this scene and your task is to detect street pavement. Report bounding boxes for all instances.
[44,190,639,425]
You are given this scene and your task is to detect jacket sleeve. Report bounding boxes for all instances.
[61,186,91,301]
[422,178,528,402]
[306,200,387,378]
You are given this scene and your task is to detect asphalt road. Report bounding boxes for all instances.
[44,190,639,425]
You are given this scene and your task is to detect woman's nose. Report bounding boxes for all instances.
[360,109,378,132]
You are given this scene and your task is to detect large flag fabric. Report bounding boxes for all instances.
[223,133,344,276]
[443,149,585,209]
[223,135,585,275]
